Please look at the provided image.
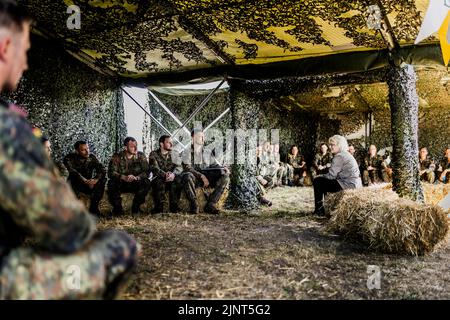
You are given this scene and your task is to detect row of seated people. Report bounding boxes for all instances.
[53,130,230,216]
[254,141,450,196]
[350,144,450,186]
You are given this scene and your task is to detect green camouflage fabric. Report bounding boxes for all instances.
[148,149,183,211]
[148,148,180,178]
[108,150,149,180]
[181,146,229,209]
[0,101,139,299]
[311,152,333,176]
[437,158,450,183]
[63,153,106,182]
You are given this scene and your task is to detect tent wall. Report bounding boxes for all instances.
[4,35,127,166]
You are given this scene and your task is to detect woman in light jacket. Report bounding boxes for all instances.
[313,135,362,216]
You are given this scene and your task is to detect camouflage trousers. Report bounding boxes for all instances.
[151,176,183,212]
[182,171,230,210]
[0,230,139,300]
[108,178,151,214]
[420,171,435,184]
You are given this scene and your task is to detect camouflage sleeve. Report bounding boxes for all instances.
[108,154,122,180]
[63,154,86,182]
[182,163,203,179]
[92,155,106,179]
[312,154,320,170]
[137,153,149,180]
[148,152,166,178]
[0,111,95,253]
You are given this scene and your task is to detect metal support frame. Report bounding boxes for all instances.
[148,90,191,136]
[172,79,226,138]
[121,87,188,148]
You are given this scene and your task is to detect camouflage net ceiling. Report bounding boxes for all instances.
[19,0,438,83]
[274,68,450,113]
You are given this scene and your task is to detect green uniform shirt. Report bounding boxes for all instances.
[108,150,149,181]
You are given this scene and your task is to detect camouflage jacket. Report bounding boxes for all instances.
[0,98,95,258]
[181,146,222,179]
[148,148,180,179]
[313,152,332,171]
[438,158,450,173]
[362,155,384,170]
[419,157,435,172]
[259,151,279,176]
[108,150,149,181]
[63,153,106,182]
[287,154,306,169]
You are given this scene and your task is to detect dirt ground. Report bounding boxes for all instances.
[98,187,450,300]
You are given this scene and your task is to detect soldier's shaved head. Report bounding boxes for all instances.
[0,1,31,92]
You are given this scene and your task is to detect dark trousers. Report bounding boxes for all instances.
[107,178,151,214]
[152,176,183,211]
[69,177,106,212]
[313,176,342,211]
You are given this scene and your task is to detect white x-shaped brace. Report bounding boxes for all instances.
[147,79,230,150]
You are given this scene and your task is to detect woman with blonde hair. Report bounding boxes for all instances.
[313,135,362,216]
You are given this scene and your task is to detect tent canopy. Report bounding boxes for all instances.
[21,0,442,86]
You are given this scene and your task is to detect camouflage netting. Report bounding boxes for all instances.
[270,67,450,161]
[3,35,126,166]
[17,0,436,79]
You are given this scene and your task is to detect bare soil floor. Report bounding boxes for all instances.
[98,187,450,300]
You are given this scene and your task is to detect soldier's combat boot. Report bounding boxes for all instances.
[189,205,199,215]
[151,204,164,215]
[204,202,220,215]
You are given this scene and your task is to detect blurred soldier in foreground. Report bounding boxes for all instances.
[64,141,107,215]
[108,137,151,216]
[0,1,139,299]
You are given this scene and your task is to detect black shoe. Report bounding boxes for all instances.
[189,206,199,214]
[204,203,220,215]
[131,204,142,215]
[313,207,326,216]
[169,206,180,213]
[260,197,272,207]
[151,206,163,215]
[89,205,101,216]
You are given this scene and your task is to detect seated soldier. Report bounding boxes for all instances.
[108,137,151,216]
[148,135,184,214]
[181,129,230,214]
[63,141,107,215]
[362,144,384,186]
[437,148,450,184]
[287,144,307,186]
[254,145,273,206]
[311,143,332,178]
[0,2,138,299]
[259,141,282,188]
[272,143,288,186]
[381,150,393,183]
[418,147,436,184]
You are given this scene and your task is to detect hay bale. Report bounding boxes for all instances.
[326,188,449,256]
[79,187,229,216]
[422,183,450,206]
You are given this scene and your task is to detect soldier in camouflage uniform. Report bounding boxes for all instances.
[63,141,107,215]
[148,135,184,214]
[258,141,282,188]
[181,129,230,214]
[362,144,384,186]
[418,147,436,184]
[311,143,333,178]
[437,148,450,184]
[0,2,139,299]
[108,137,151,216]
[287,145,307,186]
